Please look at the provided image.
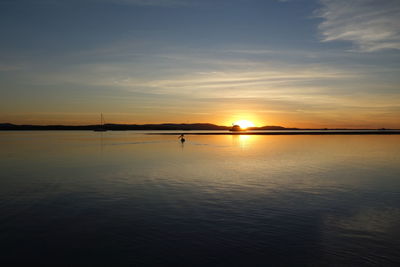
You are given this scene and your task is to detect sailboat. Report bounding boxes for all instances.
[94,113,107,132]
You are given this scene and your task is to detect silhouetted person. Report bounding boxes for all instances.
[179,134,185,143]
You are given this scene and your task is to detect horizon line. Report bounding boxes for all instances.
[0,122,397,131]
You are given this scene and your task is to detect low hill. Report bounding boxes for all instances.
[0,123,296,131]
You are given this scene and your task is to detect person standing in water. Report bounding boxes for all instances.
[179,134,185,143]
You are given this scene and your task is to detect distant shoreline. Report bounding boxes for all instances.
[0,123,398,132]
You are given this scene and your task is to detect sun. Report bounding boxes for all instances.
[233,120,255,129]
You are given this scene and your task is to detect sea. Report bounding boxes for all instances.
[0,131,399,266]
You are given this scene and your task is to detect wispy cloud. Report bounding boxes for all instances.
[316,0,400,52]
[128,68,356,95]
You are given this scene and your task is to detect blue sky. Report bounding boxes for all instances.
[0,0,399,127]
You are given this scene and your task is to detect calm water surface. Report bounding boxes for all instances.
[1,131,399,266]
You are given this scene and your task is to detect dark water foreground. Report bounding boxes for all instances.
[1,131,399,266]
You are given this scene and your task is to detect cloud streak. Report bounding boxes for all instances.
[317,0,400,52]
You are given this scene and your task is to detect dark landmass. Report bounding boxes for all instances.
[0,123,398,134]
[0,123,296,131]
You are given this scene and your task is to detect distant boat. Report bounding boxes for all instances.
[94,114,107,132]
[229,124,245,131]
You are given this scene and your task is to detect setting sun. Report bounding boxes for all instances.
[233,120,255,129]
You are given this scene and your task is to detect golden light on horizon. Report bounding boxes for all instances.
[233,120,255,129]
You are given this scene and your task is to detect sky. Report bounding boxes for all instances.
[0,0,399,128]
